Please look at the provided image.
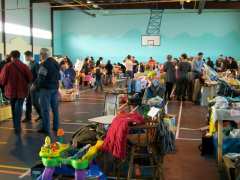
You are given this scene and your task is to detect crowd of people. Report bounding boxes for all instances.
[0,49,60,134]
[0,49,239,134]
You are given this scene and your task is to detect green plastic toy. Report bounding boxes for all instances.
[39,131,104,170]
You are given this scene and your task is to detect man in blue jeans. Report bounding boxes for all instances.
[35,48,60,134]
[23,51,41,122]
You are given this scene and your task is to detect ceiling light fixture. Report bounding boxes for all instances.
[92,4,99,8]
[87,0,92,3]
[186,0,191,3]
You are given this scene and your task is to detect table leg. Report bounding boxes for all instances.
[218,120,223,168]
[104,94,107,115]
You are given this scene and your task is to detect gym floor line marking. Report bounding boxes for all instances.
[176,137,201,141]
[0,127,74,134]
[19,169,31,179]
[64,131,74,134]
[0,169,23,176]
[79,94,104,97]
[0,127,36,132]
[79,96,105,99]
[74,111,90,114]
[77,98,104,101]
[180,127,201,131]
[77,102,104,105]
[176,101,183,140]
[61,122,89,125]
[0,164,29,171]
[79,89,91,94]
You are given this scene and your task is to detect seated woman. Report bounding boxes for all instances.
[62,58,76,89]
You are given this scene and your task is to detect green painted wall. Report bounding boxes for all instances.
[54,9,240,63]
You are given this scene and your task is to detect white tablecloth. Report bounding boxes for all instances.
[212,107,240,123]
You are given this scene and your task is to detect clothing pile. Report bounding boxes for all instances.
[217,79,239,98]
[209,96,229,109]
[144,82,166,101]
[147,96,165,108]
[156,120,176,155]
[128,79,147,94]
[203,64,218,81]
[102,112,144,159]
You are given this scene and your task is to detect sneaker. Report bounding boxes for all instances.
[34,117,41,122]
[22,118,31,123]
[37,129,49,134]
[52,128,58,132]
[14,129,21,134]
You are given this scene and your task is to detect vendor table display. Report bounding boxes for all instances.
[198,64,218,106]
[88,85,175,179]
[211,107,240,167]
[200,81,218,106]
[103,89,128,115]
[114,77,127,89]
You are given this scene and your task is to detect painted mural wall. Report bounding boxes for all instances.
[54,9,240,63]
[32,2,52,54]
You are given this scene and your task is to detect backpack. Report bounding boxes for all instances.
[71,124,104,148]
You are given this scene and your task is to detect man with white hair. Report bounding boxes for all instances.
[35,48,60,134]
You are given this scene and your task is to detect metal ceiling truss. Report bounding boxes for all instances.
[32,0,240,11]
[146,9,164,35]
[53,0,96,17]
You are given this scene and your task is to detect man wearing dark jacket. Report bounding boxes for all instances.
[36,48,60,134]
[164,55,176,100]
[0,50,32,134]
[23,51,41,122]
[105,60,113,85]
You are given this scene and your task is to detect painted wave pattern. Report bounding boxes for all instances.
[55,30,240,63]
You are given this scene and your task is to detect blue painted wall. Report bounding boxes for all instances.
[54,9,240,63]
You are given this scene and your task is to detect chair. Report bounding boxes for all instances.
[127,116,164,180]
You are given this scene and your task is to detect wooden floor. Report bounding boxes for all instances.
[165,101,219,180]
[0,89,220,180]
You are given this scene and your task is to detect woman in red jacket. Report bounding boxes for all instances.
[0,50,32,134]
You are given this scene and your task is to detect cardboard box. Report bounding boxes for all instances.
[0,105,12,121]
[59,89,76,102]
